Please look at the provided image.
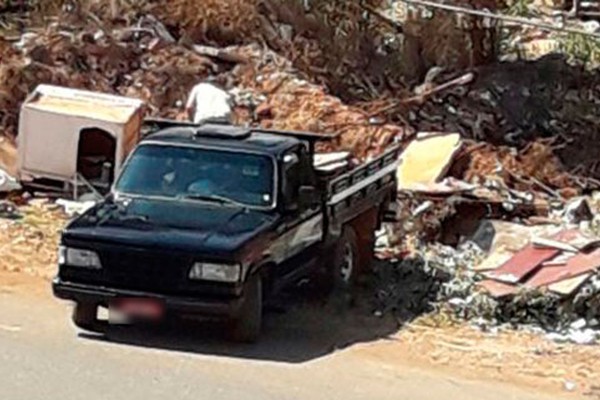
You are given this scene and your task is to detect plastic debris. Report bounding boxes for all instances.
[55,199,97,218]
[0,169,20,193]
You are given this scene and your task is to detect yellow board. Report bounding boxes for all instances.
[396,132,462,190]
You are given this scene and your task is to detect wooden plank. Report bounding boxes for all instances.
[396,132,462,190]
[548,273,592,296]
[478,280,519,298]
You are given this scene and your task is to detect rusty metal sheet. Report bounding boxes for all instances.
[526,248,600,288]
[484,229,594,284]
[483,245,560,284]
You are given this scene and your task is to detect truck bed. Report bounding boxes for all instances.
[325,145,401,225]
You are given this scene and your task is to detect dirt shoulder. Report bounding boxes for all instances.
[0,201,65,280]
[2,266,599,399]
[357,320,600,399]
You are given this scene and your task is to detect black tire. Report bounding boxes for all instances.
[228,274,262,343]
[72,302,106,334]
[329,227,359,308]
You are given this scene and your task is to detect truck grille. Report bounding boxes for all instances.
[100,248,192,293]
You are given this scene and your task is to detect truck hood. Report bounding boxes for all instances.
[63,197,279,256]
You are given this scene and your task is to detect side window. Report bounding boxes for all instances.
[282,150,301,208]
[297,144,316,187]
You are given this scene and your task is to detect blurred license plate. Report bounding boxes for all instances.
[109,298,164,323]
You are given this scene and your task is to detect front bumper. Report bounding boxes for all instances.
[52,278,244,319]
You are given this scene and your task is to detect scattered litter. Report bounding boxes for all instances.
[562,197,593,225]
[55,199,96,218]
[376,217,600,343]
[0,169,20,193]
[0,201,20,220]
[564,381,577,392]
[0,324,21,332]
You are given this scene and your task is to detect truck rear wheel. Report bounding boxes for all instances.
[329,227,359,308]
[72,302,106,334]
[228,274,262,343]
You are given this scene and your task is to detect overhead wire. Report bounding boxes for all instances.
[397,0,600,39]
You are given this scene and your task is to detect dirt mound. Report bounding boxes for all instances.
[227,46,408,158]
[2,0,600,194]
[0,16,409,162]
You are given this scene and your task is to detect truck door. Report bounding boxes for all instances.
[280,145,323,261]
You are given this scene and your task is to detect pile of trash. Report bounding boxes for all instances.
[156,0,409,102]
[395,55,600,184]
[373,128,600,343]
[382,0,500,82]
[375,210,600,344]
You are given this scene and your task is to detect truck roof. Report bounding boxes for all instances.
[141,124,301,157]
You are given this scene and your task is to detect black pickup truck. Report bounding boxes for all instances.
[52,120,400,342]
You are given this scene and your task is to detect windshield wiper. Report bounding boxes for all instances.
[115,214,152,223]
[181,194,246,208]
[93,204,155,227]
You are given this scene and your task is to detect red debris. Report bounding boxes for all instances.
[478,279,519,298]
[484,229,596,284]
[484,245,560,284]
[526,248,600,289]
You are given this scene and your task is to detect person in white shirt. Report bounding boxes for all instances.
[185,81,233,124]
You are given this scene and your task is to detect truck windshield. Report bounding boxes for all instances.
[114,144,275,208]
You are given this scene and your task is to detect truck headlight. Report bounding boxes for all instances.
[58,246,102,269]
[189,262,241,283]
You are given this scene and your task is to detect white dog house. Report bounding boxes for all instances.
[17,84,145,198]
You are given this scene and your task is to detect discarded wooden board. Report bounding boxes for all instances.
[400,177,476,194]
[541,251,577,267]
[469,220,560,255]
[534,228,600,252]
[396,132,461,191]
[548,273,593,296]
[472,251,514,272]
[314,151,351,168]
[533,237,579,253]
[478,279,519,298]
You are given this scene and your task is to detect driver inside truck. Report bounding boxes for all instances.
[186,163,222,196]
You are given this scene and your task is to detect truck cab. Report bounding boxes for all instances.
[53,121,399,342]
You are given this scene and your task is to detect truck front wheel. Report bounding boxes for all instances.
[228,274,262,343]
[72,302,106,333]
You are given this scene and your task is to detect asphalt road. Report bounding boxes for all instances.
[0,274,568,400]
